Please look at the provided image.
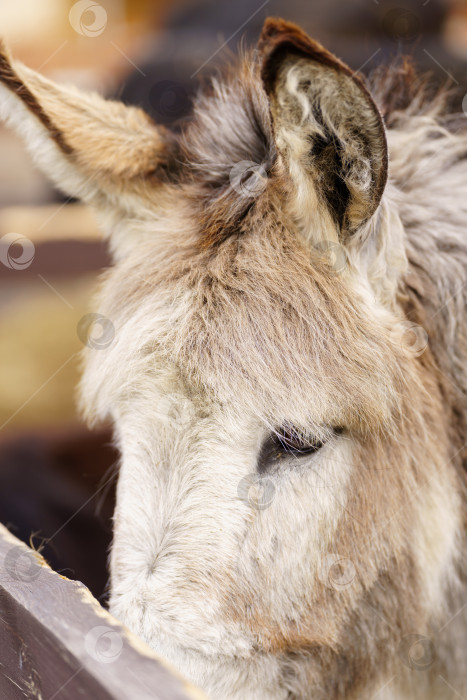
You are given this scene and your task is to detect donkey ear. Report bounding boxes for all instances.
[0,40,171,216]
[258,19,388,239]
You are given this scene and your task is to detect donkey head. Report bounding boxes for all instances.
[0,18,462,700]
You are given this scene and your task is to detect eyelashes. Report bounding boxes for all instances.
[257,426,343,473]
[275,427,325,456]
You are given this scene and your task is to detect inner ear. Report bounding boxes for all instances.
[258,18,388,239]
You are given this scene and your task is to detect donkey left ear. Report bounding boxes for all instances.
[259,18,388,239]
[0,40,171,218]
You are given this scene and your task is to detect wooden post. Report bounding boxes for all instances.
[0,524,207,700]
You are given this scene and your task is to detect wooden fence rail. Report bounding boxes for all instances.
[0,524,206,700]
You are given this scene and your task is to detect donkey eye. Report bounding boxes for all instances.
[257,427,342,473]
[275,428,324,456]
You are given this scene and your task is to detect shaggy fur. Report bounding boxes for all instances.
[1,18,466,700]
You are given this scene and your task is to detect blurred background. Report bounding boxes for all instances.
[0,0,466,601]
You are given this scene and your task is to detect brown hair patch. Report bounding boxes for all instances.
[0,44,73,156]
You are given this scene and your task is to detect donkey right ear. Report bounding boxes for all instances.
[259,19,388,241]
[0,40,172,216]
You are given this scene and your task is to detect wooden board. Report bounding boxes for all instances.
[0,524,207,699]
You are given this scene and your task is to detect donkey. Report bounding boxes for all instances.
[1,17,466,700]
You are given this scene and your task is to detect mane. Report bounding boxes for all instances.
[368,59,467,467]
